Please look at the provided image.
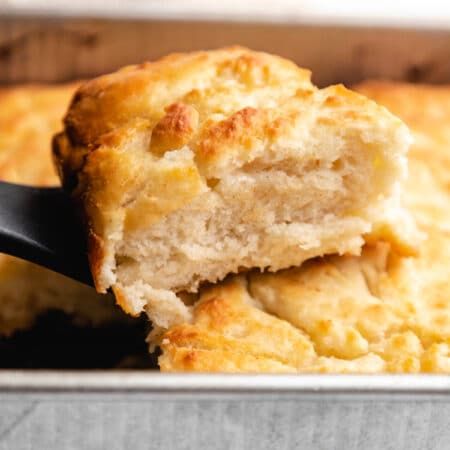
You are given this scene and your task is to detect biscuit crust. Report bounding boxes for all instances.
[0,84,77,186]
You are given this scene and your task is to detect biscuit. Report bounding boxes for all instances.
[54,47,414,329]
[0,84,122,335]
[159,81,450,373]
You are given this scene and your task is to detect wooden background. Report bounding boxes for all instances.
[0,18,450,86]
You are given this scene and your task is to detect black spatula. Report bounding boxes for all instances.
[0,181,93,286]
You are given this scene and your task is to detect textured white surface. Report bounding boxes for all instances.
[2,373,450,448]
[1,397,450,449]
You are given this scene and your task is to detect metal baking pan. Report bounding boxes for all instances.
[1,373,450,449]
[1,8,450,449]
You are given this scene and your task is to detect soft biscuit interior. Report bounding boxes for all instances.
[54,48,414,329]
[113,100,408,325]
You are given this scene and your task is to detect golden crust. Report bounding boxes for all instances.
[160,81,450,373]
[159,277,315,373]
[150,103,199,155]
[53,47,413,300]
[159,274,387,373]
[0,84,78,186]
[60,47,310,149]
[0,83,123,335]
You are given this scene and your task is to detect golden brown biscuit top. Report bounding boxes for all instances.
[63,47,310,147]
[0,84,77,186]
[56,47,404,185]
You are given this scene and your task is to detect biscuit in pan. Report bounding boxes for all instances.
[0,84,123,335]
[159,81,450,373]
[160,234,450,373]
[53,47,415,330]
